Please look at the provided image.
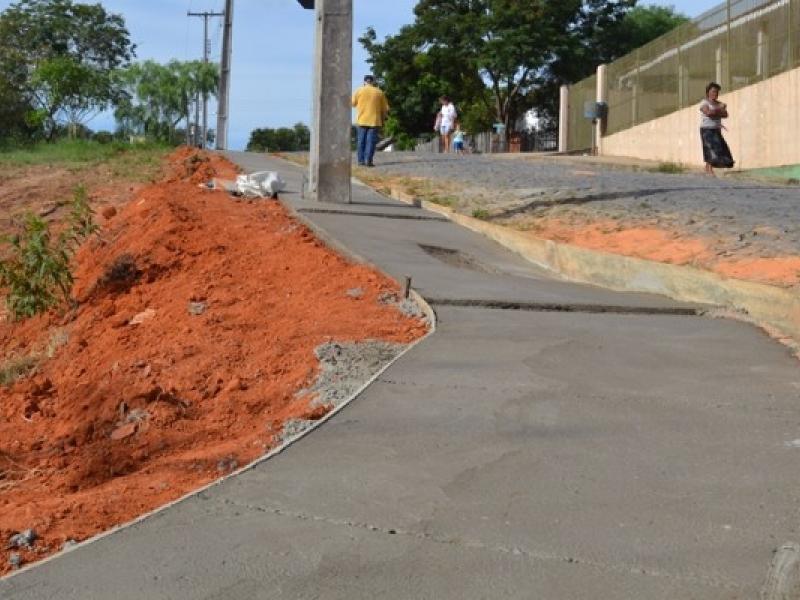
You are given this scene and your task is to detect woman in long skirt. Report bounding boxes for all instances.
[699,82,734,175]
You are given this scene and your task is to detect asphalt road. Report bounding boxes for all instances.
[368,152,800,261]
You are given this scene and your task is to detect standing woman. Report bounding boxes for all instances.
[700,82,735,175]
[434,96,457,153]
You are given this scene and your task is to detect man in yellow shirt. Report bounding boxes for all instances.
[352,75,389,167]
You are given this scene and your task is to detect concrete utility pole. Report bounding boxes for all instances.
[299,0,353,203]
[216,0,234,150]
[188,9,224,148]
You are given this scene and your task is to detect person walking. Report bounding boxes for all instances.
[699,82,734,176]
[352,75,389,167]
[434,96,457,153]
[452,122,465,155]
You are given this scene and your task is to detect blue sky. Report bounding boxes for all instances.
[0,0,719,149]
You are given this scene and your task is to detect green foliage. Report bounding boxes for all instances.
[0,139,167,173]
[362,1,689,138]
[0,186,97,320]
[247,123,311,152]
[114,60,219,145]
[471,209,490,220]
[0,214,73,319]
[651,162,686,174]
[0,0,134,141]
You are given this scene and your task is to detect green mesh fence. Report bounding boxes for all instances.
[569,0,798,144]
[567,74,597,152]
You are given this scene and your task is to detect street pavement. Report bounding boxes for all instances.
[3,153,800,599]
[364,152,800,264]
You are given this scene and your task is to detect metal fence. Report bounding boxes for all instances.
[566,74,597,152]
[569,0,799,143]
[414,130,557,154]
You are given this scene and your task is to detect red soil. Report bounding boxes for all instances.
[0,148,427,574]
[530,218,800,286]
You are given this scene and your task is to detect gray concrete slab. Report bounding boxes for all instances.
[229,153,703,311]
[4,308,797,598]
[3,152,799,599]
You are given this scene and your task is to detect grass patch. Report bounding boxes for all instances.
[0,328,69,387]
[650,162,685,174]
[0,355,38,387]
[0,139,170,182]
[471,209,490,220]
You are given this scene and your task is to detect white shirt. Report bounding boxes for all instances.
[440,103,457,127]
[699,99,722,129]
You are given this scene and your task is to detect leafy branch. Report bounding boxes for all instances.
[0,185,97,320]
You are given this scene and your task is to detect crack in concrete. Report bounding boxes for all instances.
[215,497,742,592]
[426,297,703,316]
[297,208,448,222]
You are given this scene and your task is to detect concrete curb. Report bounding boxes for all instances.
[387,186,800,347]
[0,196,437,583]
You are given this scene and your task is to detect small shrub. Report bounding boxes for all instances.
[471,209,490,220]
[99,253,140,292]
[0,187,97,320]
[0,356,38,387]
[0,214,73,319]
[93,131,114,144]
[651,162,685,174]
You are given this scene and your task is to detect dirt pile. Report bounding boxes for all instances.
[0,148,427,574]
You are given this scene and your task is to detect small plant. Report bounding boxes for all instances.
[99,253,140,292]
[471,208,490,220]
[651,162,685,174]
[0,186,97,320]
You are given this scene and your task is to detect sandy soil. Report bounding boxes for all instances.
[0,148,427,574]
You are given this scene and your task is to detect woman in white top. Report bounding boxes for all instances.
[434,96,457,153]
[699,82,734,176]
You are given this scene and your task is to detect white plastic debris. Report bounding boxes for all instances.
[235,171,286,198]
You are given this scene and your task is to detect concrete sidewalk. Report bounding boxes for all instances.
[3,153,800,599]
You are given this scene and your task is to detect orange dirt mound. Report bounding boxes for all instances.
[529,218,800,286]
[530,219,714,266]
[714,257,800,286]
[0,148,426,573]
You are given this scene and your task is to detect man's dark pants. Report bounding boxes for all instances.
[356,126,380,166]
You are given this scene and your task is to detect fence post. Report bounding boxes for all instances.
[676,27,684,110]
[595,65,608,155]
[789,0,794,68]
[558,84,569,152]
[726,0,732,89]
[633,49,641,127]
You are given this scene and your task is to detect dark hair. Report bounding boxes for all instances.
[364,74,375,83]
[440,95,451,102]
[706,82,721,96]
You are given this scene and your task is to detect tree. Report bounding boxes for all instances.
[0,0,134,139]
[246,123,311,152]
[362,1,688,139]
[536,4,688,125]
[114,60,219,144]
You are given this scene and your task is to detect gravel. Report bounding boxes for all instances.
[279,340,409,443]
[7,529,37,550]
[369,153,800,259]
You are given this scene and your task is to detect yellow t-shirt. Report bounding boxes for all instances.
[352,84,389,127]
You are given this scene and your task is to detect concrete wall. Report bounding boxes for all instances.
[601,65,800,169]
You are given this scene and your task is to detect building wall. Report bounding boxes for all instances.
[601,65,800,169]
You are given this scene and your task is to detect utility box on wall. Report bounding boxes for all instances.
[584,101,608,121]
